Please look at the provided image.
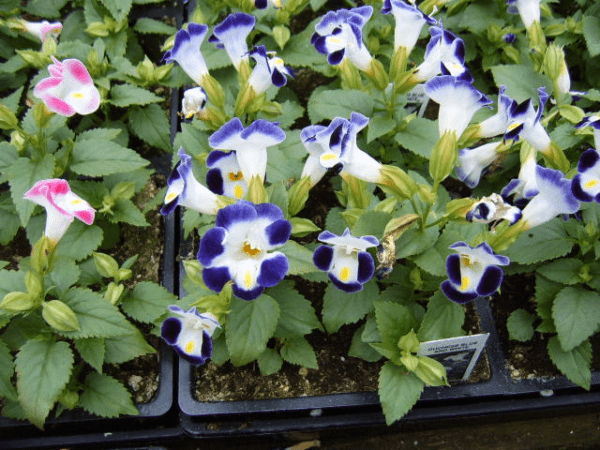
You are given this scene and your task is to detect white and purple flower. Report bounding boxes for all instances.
[477,86,518,139]
[208,118,286,182]
[506,0,541,28]
[161,306,220,365]
[163,23,209,85]
[197,201,291,300]
[205,150,248,200]
[247,45,294,95]
[209,13,255,70]
[572,148,600,203]
[300,112,383,186]
[380,0,436,53]
[24,179,95,246]
[424,75,492,139]
[311,6,374,71]
[255,0,282,8]
[501,154,540,206]
[181,86,207,120]
[504,87,551,153]
[441,241,510,304]
[313,228,379,293]
[466,193,522,225]
[456,142,503,188]
[413,25,470,83]
[576,115,600,151]
[161,147,221,216]
[33,57,100,117]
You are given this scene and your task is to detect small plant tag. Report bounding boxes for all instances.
[418,333,489,382]
[405,84,430,117]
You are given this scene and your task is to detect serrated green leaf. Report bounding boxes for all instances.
[374,300,418,351]
[103,330,155,364]
[394,117,438,160]
[173,123,210,155]
[414,228,462,277]
[225,295,280,366]
[76,128,122,142]
[367,116,397,143]
[537,258,584,285]
[80,372,138,417]
[322,283,377,333]
[49,256,80,293]
[308,89,374,123]
[490,65,551,102]
[74,337,105,373]
[547,336,591,390]
[0,194,20,245]
[504,220,573,265]
[270,281,322,338]
[378,362,424,425]
[0,142,18,183]
[348,323,382,362]
[552,286,600,352]
[55,222,103,261]
[121,281,177,324]
[506,309,535,342]
[417,291,465,341]
[583,16,600,57]
[258,348,283,375]
[109,84,163,107]
[59,287,138,339]
[15,339,74,428]
[108,198,148,226]
[0,340,17,401]
[127,104,172,152]
[534,273,561,331]
[280,240,319,275]
[395,226,439,259]
[24,0,68,18]
[71,140,148,176]
[280,336,318,369]
[134,17,177,35]
[6,155,55,226]
[100,0,132,22]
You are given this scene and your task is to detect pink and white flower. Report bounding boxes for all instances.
[21,20,62,42]
[24,179,95,245]
[33,57,101,117]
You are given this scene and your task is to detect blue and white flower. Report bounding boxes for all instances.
[300,112,383,186]
[197,201,291,300]
[313,228,379,293]
[576,115,600,151]
[161,147,221,216]
[247,45,294,95]
[477,86,517,139]
[311,6,374,71]
[163,23,209,85]
[441,242,510,304]
[161,306,220,365]
[380,0,436,54]
[456,142,504,188]
[466,193,522,225]
[206,150,248,200]
[424,75,492,139]
[209,13,255,70]
[413,26,470,83]
[209,118,286,182]
[572,148,600,203]
[182,87,207,120]
[520,165,580,229]
[506,0,541,28]
[501,154,540,206]
[504,87,551,153]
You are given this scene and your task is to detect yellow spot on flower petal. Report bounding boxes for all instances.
[234,185,244,199]
[72,92,84,99]
[321,153,337,162]
[460,276,470,291]
[184,340,195,354]
[585,179,598,189]
[165,192,177,202]
[507,122,521,132]
[243,242,261,256]
[339,266,350,282]
[460,254,473,267]
[70,199,82,206]
[229,171,243,181]
[244,270,253,288]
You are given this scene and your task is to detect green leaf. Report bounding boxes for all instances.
[308,89,374,123]
[24,0,68,18]
[74,338,105,373]
[322,283,377,333]
[417,291,466,341]
[109,84,163,107]
[348,323,382,362]
[134,17,177,35]
[127,104,172,152]
[100,0,132,22]
[504,220,574,265]
[56,222,103,261]
[71,140,148,176]
[351,210,391,238]
[547,336,591,390]
[552,286,600,352]
[280,336,318,369]
[109,198,148,226]
[374,301,418,351]
[0,142,18,184]
[80,372,138,417]
[534,274,561,332]
[395,226,439,259]
[394,117,438,160]
[121,281,177,324]
[506,309,535,342]
[103,331,155,364]
[6,155,55,226]
[270,281,322,338]
[0,193,21,245]
[490,65,551,102]
[257,348,283,375]
[279,240,319,275]
[367,116,397,143]
[15,339,74,428]
[225,295,280,366]
[537,258,584,285]
[583,16,600,57]
[414,227,462,277]
[0,340,17,401]
[378,362,424,425]
[59,287,138,339]
[49,256,80,293]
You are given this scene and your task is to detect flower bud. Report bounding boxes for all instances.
[0,292,38,312]
[42,300,80,331]
[288,176,312,216]
[136,56,154,83]
[104,282,125,305]
[446,198,477,221]
[10,130,26,153]
[58,389,79,410]
[378,165,418,200]
[183,260,207,289]
[93,252,119,278]
[290,217,320,237]
[32,102,52,129]
[25,271,44,298]
[414,355,449,387]
[0,104,18,130]
[398,330,420,354]
[365,58,389,91]
[115,268,132,283]
[400,353,420,372]
[201,74,226,108]
[429,131,458,184]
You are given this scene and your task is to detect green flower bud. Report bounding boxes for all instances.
[543,44,564,82]
[429,131,457,184]
[93,252,119,279]
[365,58,389,91]
[0,292,38,312]
[25,271,44,298]
[414,355,449,387]
[58,389,79,410]
[400,352,420,372]
[398,330,420,354]
[115,268,132,283]
[111,182,135,200]
[247,175,268,204]
[86,21,110,37]
[201,74,226,108]
[378,165,418,201]
[136,56,154,83]
[183,260,207,289]
[104,282,125,305]
[10,130,26,152]
[290,217,320,238]
[32,102,53,129]
[446,198,477,222]
[288,176,312,216]
[42,300,80,332]
[0,103,18,130]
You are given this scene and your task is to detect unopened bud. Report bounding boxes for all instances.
[104,282,125,305]
[288,176,312,216]
[42,300,80,331]
[0,292,38,312]
[414,355,449,386]
[93,252,119,278]
[201,74,225,108]
[400,353,420,372]
[0,104,18,130]
[429,131,458,184]
[398,330,420,354]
